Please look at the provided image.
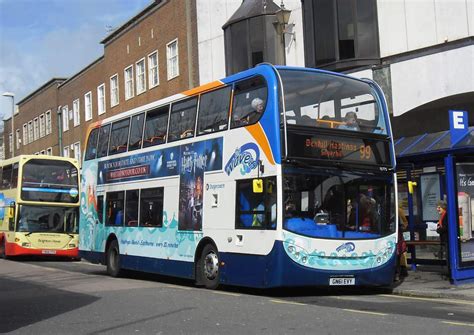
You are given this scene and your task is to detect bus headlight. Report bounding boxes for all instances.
[22,242,31,248]
[68,243,76,248]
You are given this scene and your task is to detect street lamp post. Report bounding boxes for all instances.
[2,92,15,157]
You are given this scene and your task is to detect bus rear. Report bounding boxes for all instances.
[0,156,80,259]
[276,67,397,287]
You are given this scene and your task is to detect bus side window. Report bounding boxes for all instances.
[97,125,111,158]
[140,187,163,227]
[105,191,124,226]
[168,97,198,142]
[1,165,12,190]
[197,86,231,135]
[126,190,139,227]
[0,167,3,190]
[128,113,145,151]
[97,195,104,224]
[109,118,130,155]
[231,76,268,129]
[143,106,169,148]
[12,163,19,189]
[85,128,99,161]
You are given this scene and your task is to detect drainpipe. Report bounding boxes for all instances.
[185,0,195,89]
[57,106,63,156]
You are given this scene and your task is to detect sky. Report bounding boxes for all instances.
[0,0,152,121]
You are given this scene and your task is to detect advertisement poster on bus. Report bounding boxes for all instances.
[456,163,474,264]
[97,138,223,186]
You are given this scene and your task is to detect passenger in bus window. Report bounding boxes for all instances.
[338,111,360,131]
[247,98,264,124]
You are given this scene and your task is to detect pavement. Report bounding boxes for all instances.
[392,265,474,301]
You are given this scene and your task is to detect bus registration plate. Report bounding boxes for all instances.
[329,277,355,286]
[42,250,57,255]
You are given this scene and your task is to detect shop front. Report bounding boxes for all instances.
[395,114,474,284]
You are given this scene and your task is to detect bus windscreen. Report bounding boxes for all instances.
[21,159,79,203]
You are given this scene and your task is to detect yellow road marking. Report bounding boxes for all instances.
[442,321,474,327]
[378,294,474,306]
[343,308,387,316]
[213,291,241,297]
[270,299,307,306]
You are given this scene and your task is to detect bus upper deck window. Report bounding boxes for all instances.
[97,125,111,158]
[85,128,99,161]
[168,97,198,142]
[143,106,169,148]
[109,118,130,155]
[231,76,267,129]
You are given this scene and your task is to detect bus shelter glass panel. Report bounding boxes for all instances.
[21,159,79,203]
[283,167,395,239]
[278,69,387,135]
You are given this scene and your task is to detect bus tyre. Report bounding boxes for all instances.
[106,240,122,277]
[199,244,220,289]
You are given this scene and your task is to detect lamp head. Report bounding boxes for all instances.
[2,92,15,98]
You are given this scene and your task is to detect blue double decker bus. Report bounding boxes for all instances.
[79,64,397,289]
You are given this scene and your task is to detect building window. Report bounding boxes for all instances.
[73,99,80,126]
[73,141,81,162]
[166,39,179,80]
[84,91,92,121]
[39,113,45,137]
[45,110,52,134]
[136,58,146,95]
[28,121,33,143]
[62,106,69,132]
[22,123,28,145]
[47,147,52,156]
[110,74,119,107]
[125,65,134,100]
[15,129,20,150]
[97,84,106,115]
[63,145,70,158]
[33,117,39,140]
[148,51,159,88]
[302,0,379,71]
[8,133,12,153]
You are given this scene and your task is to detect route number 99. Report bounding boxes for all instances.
[360,145,371,160]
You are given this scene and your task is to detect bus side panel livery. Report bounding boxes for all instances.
[0,155,80,258]
[79,64,397,288]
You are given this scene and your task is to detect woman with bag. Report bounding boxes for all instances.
[395,206,409,281]
[436,200,448,261]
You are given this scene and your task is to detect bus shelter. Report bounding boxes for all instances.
[395,127,474,284]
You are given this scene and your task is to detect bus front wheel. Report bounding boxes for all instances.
[106,240,122,277]
[199,244,220,289]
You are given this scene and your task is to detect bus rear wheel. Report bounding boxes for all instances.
[106,240,122,277]
[199,244,220,289]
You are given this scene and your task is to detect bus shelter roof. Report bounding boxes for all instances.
[395,127,474,161]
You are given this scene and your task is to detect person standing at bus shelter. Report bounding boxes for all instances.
[396,206,409,280]
[436,200,449,266]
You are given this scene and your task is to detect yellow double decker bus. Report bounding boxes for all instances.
[0,155,80,259]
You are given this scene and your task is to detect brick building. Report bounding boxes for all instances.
[3,0,198,163]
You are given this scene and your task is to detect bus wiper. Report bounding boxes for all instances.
[24,232,34,236]
[67,233,74,238]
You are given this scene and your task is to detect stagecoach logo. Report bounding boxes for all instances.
[69,188,79,198]
[336,242,355,253]
[225,143,260,176]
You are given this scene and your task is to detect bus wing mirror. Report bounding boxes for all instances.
[253,179,263,193]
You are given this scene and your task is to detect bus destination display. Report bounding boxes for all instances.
[287,133,390,166]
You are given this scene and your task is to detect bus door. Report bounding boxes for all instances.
[232,176,278,253]
[94,192,105,251]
